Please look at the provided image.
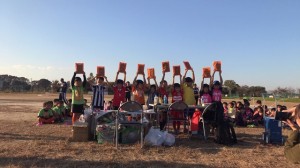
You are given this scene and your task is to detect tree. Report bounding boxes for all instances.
[224,80,238,97]
[37,79,51,92]
[51,80,60,93]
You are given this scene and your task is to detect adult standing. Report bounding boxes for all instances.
[59,78,68,105]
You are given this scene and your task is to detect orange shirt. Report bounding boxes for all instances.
[132,86,145,105]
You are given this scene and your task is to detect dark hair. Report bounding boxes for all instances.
[223,102,228,106]
[59,100,64,104]
[43,101,48,107]
[257,106,263,113]
[173,83,180,89]
[68,99,72,102]
[271,108,276,112]
[150,84,156,90]
[185,77,193,83]
[53,99,60,102]
[229,102,234,107]
[136,80,144,85]
[256,100,262,104]
[117,79,124,84]
[75,77,82,81]
[213,81,220,85]
[203,84,209,89]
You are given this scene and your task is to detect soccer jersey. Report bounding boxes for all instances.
[212,88,222,102]
[172,90,183,103]
[71,86,85,105]
[52,106,63,115]
[92,85,105,107]
[132,86,145,105]
[113,85,126,107]
[183,83,195,105]
[38,109,54,118]
[199,91,212,104]
[158,87,168,99]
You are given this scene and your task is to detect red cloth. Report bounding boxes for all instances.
[172,90,183,103]
[113,86,126,106]
[39,117,54,124]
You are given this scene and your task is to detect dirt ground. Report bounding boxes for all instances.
[0,93,298,168]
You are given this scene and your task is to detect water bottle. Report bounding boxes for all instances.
[201,97,204,106]
[163,95,168,104]
[154,95,158,105]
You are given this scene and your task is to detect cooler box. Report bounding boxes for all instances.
[73,122,89,142]
[263,117,283,144]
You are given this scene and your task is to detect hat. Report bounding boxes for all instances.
[213,81,220,85]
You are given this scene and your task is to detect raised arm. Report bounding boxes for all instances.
[123,71,127,84]
[82,72,87,87]
[115,71,120,83]
[160,71,166,87]
[200,76,205,91]
[104,76,113,88]
[153,77,158,89]
[71,72,76,87]
[210,70,216,88]
[219,70,223,86]
[191,68,195,83]
[133,73,138,86]
[183,69,188,83]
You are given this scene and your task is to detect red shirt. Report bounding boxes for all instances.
[158,87,168,98]
[113,86,126,107]
[172,90,183,103]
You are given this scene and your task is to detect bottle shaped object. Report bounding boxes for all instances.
[163,95,168,104]
[201,97,204,106]
[154,95,158,105]
[197,98,201,106]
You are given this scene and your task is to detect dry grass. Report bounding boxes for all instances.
[0,93,298,168]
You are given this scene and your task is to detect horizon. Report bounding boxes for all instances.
[1,1,299,91]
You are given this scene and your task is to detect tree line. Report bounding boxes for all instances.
[0,74,299,98]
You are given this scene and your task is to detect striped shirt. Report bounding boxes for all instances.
[92,85,105,107]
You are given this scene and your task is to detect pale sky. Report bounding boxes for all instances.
[0,0,299,90]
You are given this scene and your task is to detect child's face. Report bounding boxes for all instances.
[187,82,193,87]
[204,87,209,93]
[229,104,234,108]
[74,80,82,86]
[223,104,228,108]
[214,85,220,89]
[45,104,52,110]
[175,87,181,92]
[97,78,104,84]
[138,83,143,89]
[117,83,123,89]
[150,87,156,93]
[162,81,167,87]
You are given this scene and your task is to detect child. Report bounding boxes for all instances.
[210,70,223,102]
[182,68,196,105]
[158,70,169,103]
[256,100,262,108]
[84,99,90,110]
[90,76,107,110]
[65,99,72,117]
[243,100,254,126]
[125,81,132,102]
[228,102,236,119]
[171,75,184,134]
[253,106,264,126]
[52,100,65,123]
[107,72,127,110]
[71,71,87,124]
[146,77,159,109]
[37,101,55,125]
[105,101,113,110]
[199,76,212,104]
[132,73,147,106]
[269,108,276,117]
[223,102,228,114]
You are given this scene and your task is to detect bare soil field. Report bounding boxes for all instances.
[0,93,298,168]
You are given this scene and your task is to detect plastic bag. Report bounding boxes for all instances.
[144,127,165,146]
[163,132,175,146]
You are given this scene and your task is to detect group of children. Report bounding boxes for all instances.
[37,68,225,129]
[222,99,286,127]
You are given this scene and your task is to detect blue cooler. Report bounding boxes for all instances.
[262,117,283,144]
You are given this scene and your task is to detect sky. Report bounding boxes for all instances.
[0,0,299,91]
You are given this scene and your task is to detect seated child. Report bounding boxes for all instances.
[146,77,159,109]
[253,106,264,126]
[242,101,254,126]
[105,101,113,110]
[228,102,236,119]
[65,99,72,117]
[171,81,184,134]
[37,101,55,124]
[52,100,65,123]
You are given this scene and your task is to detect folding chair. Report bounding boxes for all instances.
[115,101,144,149]
[166,101,189,136]
[200,103,216,140]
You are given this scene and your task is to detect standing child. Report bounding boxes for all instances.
[199,77,212,105]
[210,70,223,102]
[158,70,169,103]
[37,101,55,125]
[90,76,107,111]
[182,69,196,105]
[146,77,159,109]
[132,73,147,106]
[107,72,127,110]
[171,75,184,134]
[125,81,132,102]
[71,72,87,124]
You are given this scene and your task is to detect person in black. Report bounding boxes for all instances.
[125,81,132,102]
[193,83,199,105]
[59,78,68,105]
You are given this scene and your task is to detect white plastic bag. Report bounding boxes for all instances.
[144,127,165,146]
[163,132,175,146]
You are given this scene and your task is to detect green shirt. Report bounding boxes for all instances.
[72,86,85,105]
[38,109,54,118]
[52,106,64,115]
[183,83,196,105]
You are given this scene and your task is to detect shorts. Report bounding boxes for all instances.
[71,104,84,114]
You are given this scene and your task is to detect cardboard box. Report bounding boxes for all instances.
[97,66,105,77]
[72,122,89,142]
[173,65,181,76]
[183,61,192,70]
[118,62,127,73]
[147,68,155,79]
[202,67,211,78]
[213,61,222,71]
[162,61,170,72]
[137,64,145,75]
[75,63,84,74]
